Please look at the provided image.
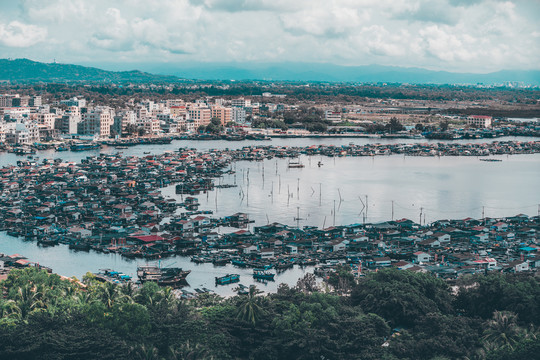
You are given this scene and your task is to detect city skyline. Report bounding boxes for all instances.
[1,0,539,74]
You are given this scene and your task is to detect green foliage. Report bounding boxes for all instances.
[326,265,355,293]
[389,313,483,359]
[1,267,539,359]
[351,268,453,327]
[455,274,540,325]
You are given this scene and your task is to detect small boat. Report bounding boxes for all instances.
[253,268,275,281]
[215,274,240,285]
[137,264,191,288]
[288,159,305,168]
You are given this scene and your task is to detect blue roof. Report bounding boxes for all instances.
[519,246,536,252]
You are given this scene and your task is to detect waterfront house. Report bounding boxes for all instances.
[259,248,275,259]
[413,251,432,263]
[492,222,508,232]
[369,257,392,268]
[506,260,529,273]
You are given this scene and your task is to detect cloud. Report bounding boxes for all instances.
[394,0,461,25]
[280,6,367,37]
[0,21,47,47]
[188,0,301,12]
[0,0,538,72]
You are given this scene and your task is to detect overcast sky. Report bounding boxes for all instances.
[1,0,538,73]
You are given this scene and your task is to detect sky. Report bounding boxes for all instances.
[0,0,539,73]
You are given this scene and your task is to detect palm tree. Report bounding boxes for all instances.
[131,344,161,360]
[14,285,46,318]
[97,282,126,309]
[236,285,265,325]
[482,311,524,350]
[169,342,214,360]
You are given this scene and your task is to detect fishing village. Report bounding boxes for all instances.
[0,140,539,297]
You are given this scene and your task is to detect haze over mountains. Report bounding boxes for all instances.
[2,58,539,86]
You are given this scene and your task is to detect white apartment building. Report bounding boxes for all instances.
[325,110,342,124]
[60,97,86,108]
[5,122,39,145]
[231,98,251,108]
[466,115,492,128]
[231,107,246,123]
[79,107,114,137]
[56,114,81,134]
[37,112,57,129]
[137,118,161,135]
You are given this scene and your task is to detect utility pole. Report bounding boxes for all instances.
[365,195,368,220]
[391,200,394,221]
[333,200,336,226]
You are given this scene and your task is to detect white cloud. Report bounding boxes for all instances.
[0,21,47,47]
[1,0,538,72]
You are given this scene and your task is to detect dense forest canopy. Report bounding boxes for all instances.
[1,268,538,359]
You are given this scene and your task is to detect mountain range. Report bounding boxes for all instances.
[1,58,539,85]
[0,58,179,83]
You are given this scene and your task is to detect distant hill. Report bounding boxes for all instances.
[0,58,181,83]
[145,62,540,85]
[2,58,539,85]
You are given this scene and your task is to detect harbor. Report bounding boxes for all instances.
[0,139,538,296]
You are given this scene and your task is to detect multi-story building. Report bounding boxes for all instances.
[29,96,42,107]
[12,96,30,107]
[137,118,161,135]
[231,97,251,108]
[56,113,81,134]
[211,106,232,125]
[466,115,492,128]
[60,97,86,108]
[0,94,19,107]
[325,110,342,124]
[113,110,137,135]
[37,112,57,129]
[79,107,114,137]
[5,122,39,145]
[231,107,246,124]
[188,104,212,127]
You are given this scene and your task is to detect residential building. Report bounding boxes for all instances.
[466,115,492,128]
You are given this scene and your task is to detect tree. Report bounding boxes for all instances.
[351,269,453,327]
[236,286,265,325]
[440,120,449,131]
[482,311,524,350]
[386,117,404,133]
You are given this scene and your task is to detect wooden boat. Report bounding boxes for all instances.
[253,268,275,281]
[215,273,240,285]
[137,264,190,288]
[69,242,91,251]
[288,159,305,168]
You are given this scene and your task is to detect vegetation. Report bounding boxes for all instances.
[0,267,538,359]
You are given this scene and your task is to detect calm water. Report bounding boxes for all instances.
[0,136,538,294]
[0,234,312,296]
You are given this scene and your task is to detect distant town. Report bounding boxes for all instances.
[0,82,538,149]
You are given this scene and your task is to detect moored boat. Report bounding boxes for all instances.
[253,268,275,281]
[215,273,240,285]
[137,264,191,288]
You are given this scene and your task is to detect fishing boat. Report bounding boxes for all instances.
[70,143,100,151]
[215,273,240,285]
[94,269,132,284]
[137,264,191,288]
[253,268,275,281]
[288,159,305,168]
